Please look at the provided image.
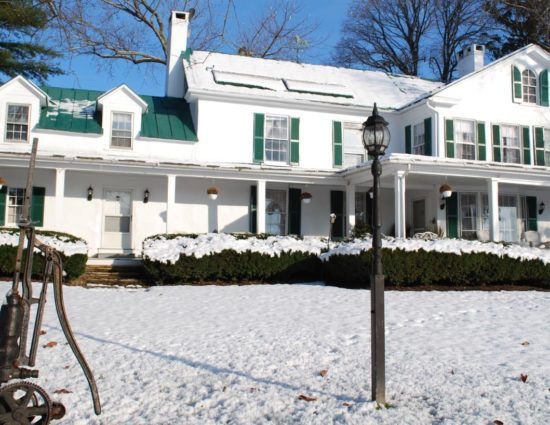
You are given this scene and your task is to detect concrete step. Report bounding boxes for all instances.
[79,264,154,286]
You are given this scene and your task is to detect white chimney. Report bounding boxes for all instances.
[166,10,193,98]
[457,44,485,79]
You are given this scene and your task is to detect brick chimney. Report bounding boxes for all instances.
[165,10,193,98]
[457,44,485,79]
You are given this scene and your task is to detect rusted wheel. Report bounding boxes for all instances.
[0,381,52,425]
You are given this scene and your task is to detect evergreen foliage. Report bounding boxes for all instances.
[0,0,62,81]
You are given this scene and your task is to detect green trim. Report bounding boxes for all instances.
[0,186,6,227]
[513,65,522,100]
[445,119,454,158]
[540,70,549,107]
[253,113,265,163]
[446,192,458,238]
[290,117,300,164]
[526,196,537,231]
[288,188,302,235]
[181,48,193,61]
[31,186,45,227]
[424,117,432,156]
[332,121,343,167]
[492,125,501,162]
[477,122,486,161]
[535,127,545,166]
[249,186,257,233]
[405,125,411,154]
[522,126,531,165]
[330,190,345,239]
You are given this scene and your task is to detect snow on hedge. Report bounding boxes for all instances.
[143,233,328,264]
[0,230,88,256]
[320,236,550,264]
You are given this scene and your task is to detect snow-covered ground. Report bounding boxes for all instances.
[6,283,549,424]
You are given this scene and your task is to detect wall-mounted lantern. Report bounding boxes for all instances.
[439,184,453,210]
[538,201,545,215]
[144,189,150,204]
[87,186,94,201]
[207,186,219,200]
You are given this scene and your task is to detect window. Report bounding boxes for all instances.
[480,193,526,242]
[343,123,365,167]
[500,125,521,164]
[413,122,424,155]
[7,188,25,225]
[265,116,289,163]
[454,119,476,160]
[522,69,537,104]
[545,128,550,164]
[5,105,30,143]
[111,112,132,148]
[265,189,287,235]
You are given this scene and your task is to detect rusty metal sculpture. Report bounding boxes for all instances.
[0,139,101,424]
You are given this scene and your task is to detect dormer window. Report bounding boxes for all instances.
[5,104,30,143]
[522,69,537,103]
[111,112,132,148]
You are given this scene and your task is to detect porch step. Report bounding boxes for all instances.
[77,264,154,287]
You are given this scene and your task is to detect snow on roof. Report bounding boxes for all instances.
[185,51,444,109]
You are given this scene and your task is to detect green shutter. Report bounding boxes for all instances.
[253,113,265,163]
[288,188,301,236]
[333,121,343,167]
[290,117,300,164]
[477,122,486,161]
[249,185,257,233]
[522,126,531,165]
[526,196,538,231]
[492,125,501,162]
[535,127,545,166]
[446,192,458,239]
[31,186,45,227]
[405,125,411,154]
[330,190,345,239]
[445,119,454,158]
[424,117,432,156]
[512,65,522,101]
[0,186,6,227]
[540,70,549,107]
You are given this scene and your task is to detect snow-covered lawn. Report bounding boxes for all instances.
[9,284,550,424]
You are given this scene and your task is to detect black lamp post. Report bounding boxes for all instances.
[362,103,390,404]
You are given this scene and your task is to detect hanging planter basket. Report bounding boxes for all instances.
[439,184,452,199]
[207,186,219,200]
[300,192,312,204]
[0,177,6,189]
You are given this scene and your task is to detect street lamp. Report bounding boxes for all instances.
[362,102,390,404]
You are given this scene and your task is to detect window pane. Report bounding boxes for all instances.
[7,188,25,224]
[111,113,132,148]
[522,70,537,104]
[6,105,29,142]
[413,122,424,154]
[265,116,289,163]
[501,125,520,163]
[344,153,364,167]
[265,189,286,235]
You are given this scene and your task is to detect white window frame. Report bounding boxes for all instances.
[544,128,550,165]
[264,115,289,165]
[5,103,31,143]
[521,69,537,104]
[500,124,521,164]
[7,187,25,225]
[413,122,425,155]
[110,111,133,149]
[343,122,365,167]
[265,188,287,235]
[454,119,476,160]
[459,192,478,240]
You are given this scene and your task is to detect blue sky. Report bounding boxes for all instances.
[46,0,352,96]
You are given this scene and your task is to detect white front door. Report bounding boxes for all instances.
[102,190,132,251]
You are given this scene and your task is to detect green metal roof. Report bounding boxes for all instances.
[37,86,197,142]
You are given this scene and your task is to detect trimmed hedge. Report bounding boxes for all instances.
[144,250,322,285]
[323,248,550,289]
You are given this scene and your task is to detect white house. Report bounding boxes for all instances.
[0,10,549,257]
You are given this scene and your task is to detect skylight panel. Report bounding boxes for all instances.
[212,70,285,91]
[283,79,354,98]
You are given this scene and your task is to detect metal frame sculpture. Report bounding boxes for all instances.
[0,139,101,424]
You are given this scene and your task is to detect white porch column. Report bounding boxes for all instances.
[346,182,356,236]
[256,180,266,234]
[488,178,499,241]
[394,171,407,238]
[54,169,65,226]
[166,174,176,233]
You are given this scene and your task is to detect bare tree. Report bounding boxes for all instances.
[430,0,493,82]
[334,0,433,76]
[232,0,322,61]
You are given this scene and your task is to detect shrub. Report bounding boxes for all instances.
[323,248,550,289]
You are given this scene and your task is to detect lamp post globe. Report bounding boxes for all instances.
[362,103,390,405]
